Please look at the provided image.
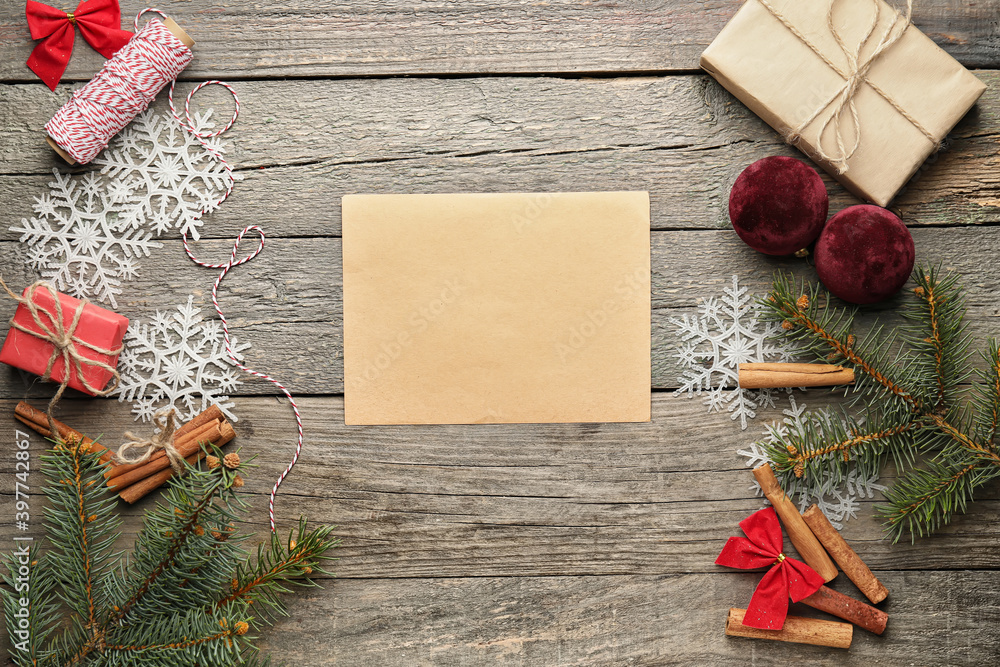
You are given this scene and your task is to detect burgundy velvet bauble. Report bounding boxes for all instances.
[729,156,829,256]
[814,205,915,305]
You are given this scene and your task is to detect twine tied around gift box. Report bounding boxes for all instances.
[759,0,939,174]
[0,278,122,437]
[115,407,186,472]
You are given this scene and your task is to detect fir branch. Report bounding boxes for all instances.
[108,449,247,627]
[902,267,972,410]
[758,267,1000,541]
[98,606,250,666]
[5,442,338,666]
[2,548,60,667]
[880,459,992,542]
[927,413,1000,466]
[218,519,339,623]
[41,440,121,664]
[972,339,1000,448]
[764,410,917,485]
[64,472,233,667]
[761,273,920,412]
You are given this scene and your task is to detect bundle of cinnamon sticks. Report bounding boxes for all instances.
[15,401,235,503]
[725,464,891,649]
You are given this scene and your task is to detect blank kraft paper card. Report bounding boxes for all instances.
[342,192,651,425]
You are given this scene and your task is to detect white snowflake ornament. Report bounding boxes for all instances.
[117,296,250,423]
[671,275,796,429]
[11,107,237,308]
[10,170,162,309]
[674,275,887,526]
[744,395,888,528]
[96,108,237,241]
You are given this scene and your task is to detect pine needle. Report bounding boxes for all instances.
[1,442,338,665]
[759,266,1000,542]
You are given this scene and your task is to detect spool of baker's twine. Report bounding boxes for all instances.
[45,9,194,165]
[48,8,304,532]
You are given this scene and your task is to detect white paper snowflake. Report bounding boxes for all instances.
[116,296,250,423]
[11,107,236,308]
[742,395,888,528]
[671,275,797,429]
[10,171,162,309]
[96,108,236,241]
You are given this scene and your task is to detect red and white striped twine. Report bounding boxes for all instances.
[181,225,305,534]
[46,11,193,164]
[53,7,303,531]
[147,10,304,533]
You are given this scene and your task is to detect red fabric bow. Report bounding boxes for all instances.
[715,507,825,630]
[26,0,133,91]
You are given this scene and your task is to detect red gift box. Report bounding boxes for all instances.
[0,285,128,395]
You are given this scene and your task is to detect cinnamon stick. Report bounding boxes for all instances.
[119,451,206,504]
[753,464,838,582]
[15,401,117,466]
[802,504,889,604]
[104,405,224,481]
[118,421,236,504]
[725,608,852,649]
[106,420,227,491]
[170,404,225,441]
[739,363,855,389]
[802,585,888,635]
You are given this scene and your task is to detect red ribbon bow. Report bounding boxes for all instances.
[26,0,133,91]
[715,507,825,630]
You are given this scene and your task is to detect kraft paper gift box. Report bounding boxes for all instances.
[0,286,128,395]
[700,0,986,207]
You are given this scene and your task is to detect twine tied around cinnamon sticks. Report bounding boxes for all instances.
[116,408,185,473]
[757,0,938,174]
[0,278,122,435]
[14,401,236,503]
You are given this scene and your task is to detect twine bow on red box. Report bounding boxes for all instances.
[26,0,133,90]
[715,507,825,630]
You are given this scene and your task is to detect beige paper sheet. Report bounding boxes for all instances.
[342,192,651,425]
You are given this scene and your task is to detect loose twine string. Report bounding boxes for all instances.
[757,0,938,174]
[39,7,301,531]
[132,8,302,533]
[0,279,122,437]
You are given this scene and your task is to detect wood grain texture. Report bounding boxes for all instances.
[252,571,1000,666]
[1,2,999,663]
[2,396,1000,580]
[0,225,997,398]
[2,395,999,663]
[1,74,999,233]
[1,0,997,82]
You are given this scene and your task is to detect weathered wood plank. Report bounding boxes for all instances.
[2,396,999,580]
[255,572,1000,666]
[1,2,997,662]
[0,225,997,399]
[1,74,996,233]
[1,566,995,664]
[1,0,997,82]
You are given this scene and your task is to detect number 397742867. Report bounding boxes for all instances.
[13,430,30,531]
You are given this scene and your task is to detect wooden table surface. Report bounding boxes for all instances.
[1,2,999,665]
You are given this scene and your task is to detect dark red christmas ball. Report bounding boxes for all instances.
[814,205,915,305]
[729,156,829,256]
